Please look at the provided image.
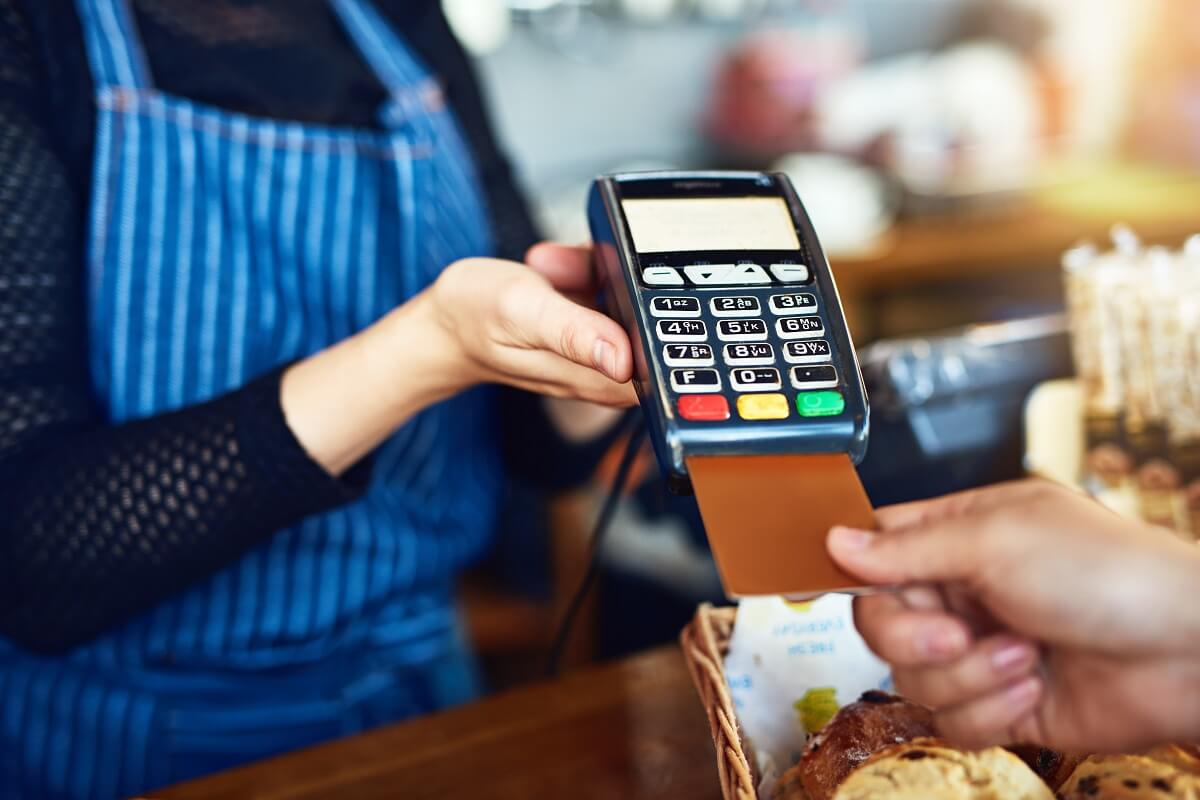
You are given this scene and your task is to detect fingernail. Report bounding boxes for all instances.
[920,625,967,660]
[592,340,616,379]
[1006,676,1042,708]
[829,526,875,551]
[991,640,1036,674]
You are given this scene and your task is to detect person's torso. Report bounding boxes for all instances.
[0,1,505,795]
[77,0,503,670]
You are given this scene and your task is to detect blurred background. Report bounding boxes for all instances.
[446,0,1200,685]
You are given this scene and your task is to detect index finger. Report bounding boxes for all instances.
[873,481,1045,532]
[525,243,596,293]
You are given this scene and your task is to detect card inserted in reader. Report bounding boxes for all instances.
[588,170,876,598]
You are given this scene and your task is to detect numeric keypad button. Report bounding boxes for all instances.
[710,296,760,317]
[663,343,714,367]
[783,339,832,364]
[730,367,782,392]
[769,293,818,315]
[670,368,721,393]
[723,343,775,366]
[790,365,839,390]
[716,318,768,342]
[776,316,824,340]
[650,296,701,318]
[657,319,707,342]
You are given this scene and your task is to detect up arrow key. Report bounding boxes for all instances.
[729,263,771,284]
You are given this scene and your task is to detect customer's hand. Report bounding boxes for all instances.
[826,480,1200,753]
[420,243,637,407]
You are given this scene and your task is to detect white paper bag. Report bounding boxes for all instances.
[722,594,892,796]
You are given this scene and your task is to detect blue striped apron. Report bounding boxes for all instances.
[0,1,504,797]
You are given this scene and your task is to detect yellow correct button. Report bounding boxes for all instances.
[737,393,789,420]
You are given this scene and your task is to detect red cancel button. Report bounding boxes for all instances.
[678,394,730,422]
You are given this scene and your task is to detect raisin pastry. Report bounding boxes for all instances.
[1058,755,1200,799]
[775,691,937,800]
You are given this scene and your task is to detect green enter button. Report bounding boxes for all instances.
[796,390,845,417]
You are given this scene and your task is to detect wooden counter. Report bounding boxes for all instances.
[834,201,1198,290]
[826,171,1200,340]
[145,646,721,800]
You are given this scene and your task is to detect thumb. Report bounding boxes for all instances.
[526,286,633,383]
[826,493,999,586]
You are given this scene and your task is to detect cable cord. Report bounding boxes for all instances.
[544,415,647,676]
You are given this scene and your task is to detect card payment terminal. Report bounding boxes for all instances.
[588,171,876,598]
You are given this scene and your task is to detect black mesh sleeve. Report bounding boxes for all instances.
[0,0,367,654]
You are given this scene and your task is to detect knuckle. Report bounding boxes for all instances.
[497,286,544,344]
[496,282,530,322]
[557,320,588,363]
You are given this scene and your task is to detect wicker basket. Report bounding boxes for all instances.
[680,603,757,800]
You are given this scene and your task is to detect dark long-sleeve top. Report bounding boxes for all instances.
[0,0,607,653]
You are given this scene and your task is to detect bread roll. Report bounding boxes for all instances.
[1058,755,1200,799]
[779,691,937,800]
[831,739,1054,800]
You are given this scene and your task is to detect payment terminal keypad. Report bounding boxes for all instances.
[651,266,844,423]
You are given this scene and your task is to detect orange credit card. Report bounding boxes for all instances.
[687,452,876,598]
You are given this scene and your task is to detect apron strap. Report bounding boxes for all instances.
[73,0,153,90]
[330,0,438,95]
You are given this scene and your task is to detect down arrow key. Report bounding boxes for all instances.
[684,264,734,285]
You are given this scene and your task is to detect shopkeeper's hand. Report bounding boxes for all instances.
[281,243,635,477]
[421,243,637,407]
[826,480,1200,753]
